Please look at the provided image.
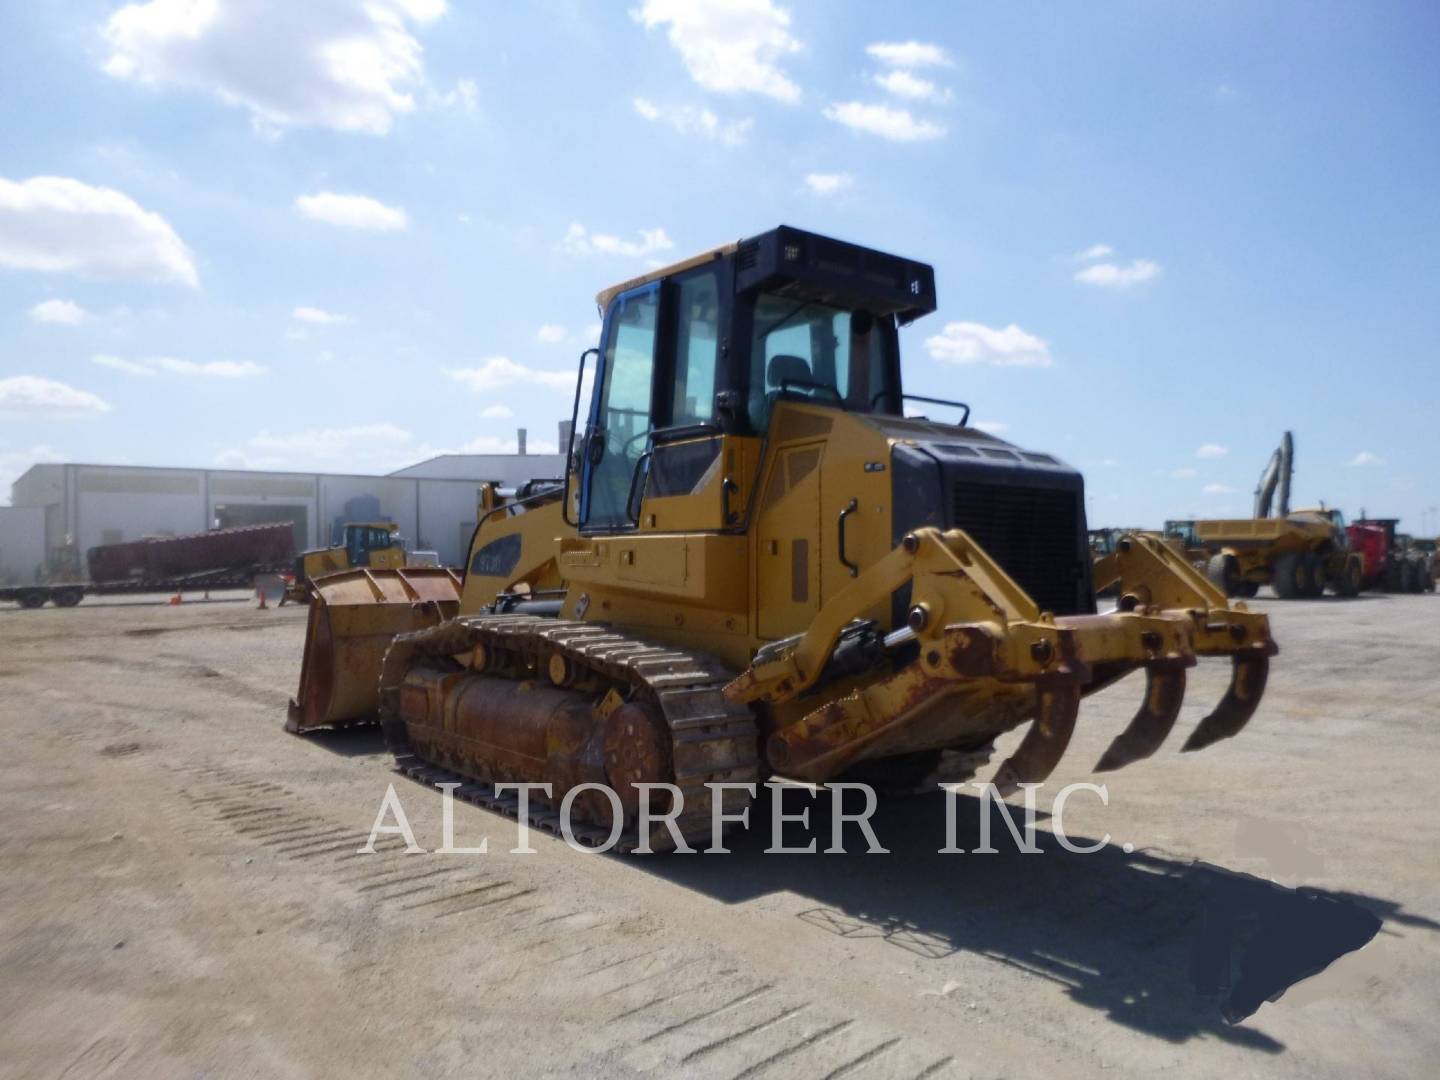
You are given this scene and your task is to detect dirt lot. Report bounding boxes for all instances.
[1,591,1437,1078]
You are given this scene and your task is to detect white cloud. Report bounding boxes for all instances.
[217,421,417,470]
[822,102,944,142]
[873,70,950,104]
[29,299,89,325]
[633,0,801,103]
[804,172,853,197]
[101,0,448,136]
[460,434,558,455]
[535,324,568,344]
[295,191,407,231]
[1074,258,1162,289]
[973,420,1009,435]
[152,357,265,377]
[1348,450,1385,467]
[866,41,951,68]
[560,223,673,258]
[1171,467,1199,479]
[445,356,574,393]
[631,97,752,146]
[0,375,112,418]
[0,175,197,287]
[480,404,513,418]
[1195,444,1229,459]
[1203,483,1236,495]
[1072,244,1113,262]
[435,77,478,112]
[92,354,265,378]
[93,354,156,376]
[924,322,1052,367]
[292,305,349,325]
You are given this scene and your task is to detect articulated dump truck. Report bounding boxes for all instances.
[289,226,1278,850]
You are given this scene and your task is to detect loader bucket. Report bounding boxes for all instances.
[286,566,462,733]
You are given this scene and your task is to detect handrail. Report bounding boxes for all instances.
[561,347,598,527]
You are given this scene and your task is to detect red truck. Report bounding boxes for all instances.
[1,522,295,609]
[1346,518,1430,593]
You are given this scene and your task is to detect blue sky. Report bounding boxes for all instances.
[2,1,1437,533]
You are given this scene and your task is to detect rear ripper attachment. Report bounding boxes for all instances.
[377,615,759,852]
[726,530,1277,794]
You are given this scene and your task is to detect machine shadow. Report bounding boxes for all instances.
[300,726,391,758]
[635,788,1434,1051]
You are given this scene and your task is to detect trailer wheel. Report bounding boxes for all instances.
[1272,554,1302,599]
[1206,553,1240,597]
[17,591,46,610]
[53,588,83,608]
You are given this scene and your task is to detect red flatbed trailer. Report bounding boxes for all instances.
[0,522,294,609]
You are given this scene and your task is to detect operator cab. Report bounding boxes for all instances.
[574,226,937,532]
[344,523,401,566]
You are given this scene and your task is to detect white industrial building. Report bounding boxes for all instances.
[0,428,567,584]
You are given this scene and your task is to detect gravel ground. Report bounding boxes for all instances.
[0,590,1436,1078]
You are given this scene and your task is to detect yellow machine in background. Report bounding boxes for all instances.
[285,522,408,603]
[289,226,1278,849]
[1182,434,1363,599]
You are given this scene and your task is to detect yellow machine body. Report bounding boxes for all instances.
[286,522,408,603]
[1190,509,1363,599]
[289,226,1279,846]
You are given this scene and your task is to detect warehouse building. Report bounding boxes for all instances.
[0,429,566,584]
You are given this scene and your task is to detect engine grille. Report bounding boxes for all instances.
[951,480,1087,616]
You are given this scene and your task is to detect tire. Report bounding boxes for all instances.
[1401,561,1420,593]
[1335,558,1363,598]
[1385,560,1404,592]
[1426,564,1436,593]
[1271,553,1303,599]
[53,588,83,608]
[1206,553,1240,597]
[17,591,46,610]
[1302,554,1327,598]
[1234,581,1260,598]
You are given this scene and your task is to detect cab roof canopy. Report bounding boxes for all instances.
[595,225,938,325]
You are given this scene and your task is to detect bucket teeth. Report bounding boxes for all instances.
[992,683,1081,796]
[1094,663,1187,772]
[1182,653,1271,752]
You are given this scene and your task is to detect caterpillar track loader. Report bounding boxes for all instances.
[288,226,1278,850]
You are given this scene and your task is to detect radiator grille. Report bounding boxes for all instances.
[951,481,1086,615]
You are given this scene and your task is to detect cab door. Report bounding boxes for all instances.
[580,284,659,531]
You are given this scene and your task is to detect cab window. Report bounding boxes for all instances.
[745,293,897,433]
[670,271,719,426]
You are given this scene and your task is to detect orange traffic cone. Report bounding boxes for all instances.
[168,592,182,606]
[257,588,268,610]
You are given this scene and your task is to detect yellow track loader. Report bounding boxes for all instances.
[288,226,1278,848]
[285,522,409,603]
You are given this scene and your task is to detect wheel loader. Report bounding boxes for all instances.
[288,226,1278,850]
[284,521,409,603]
